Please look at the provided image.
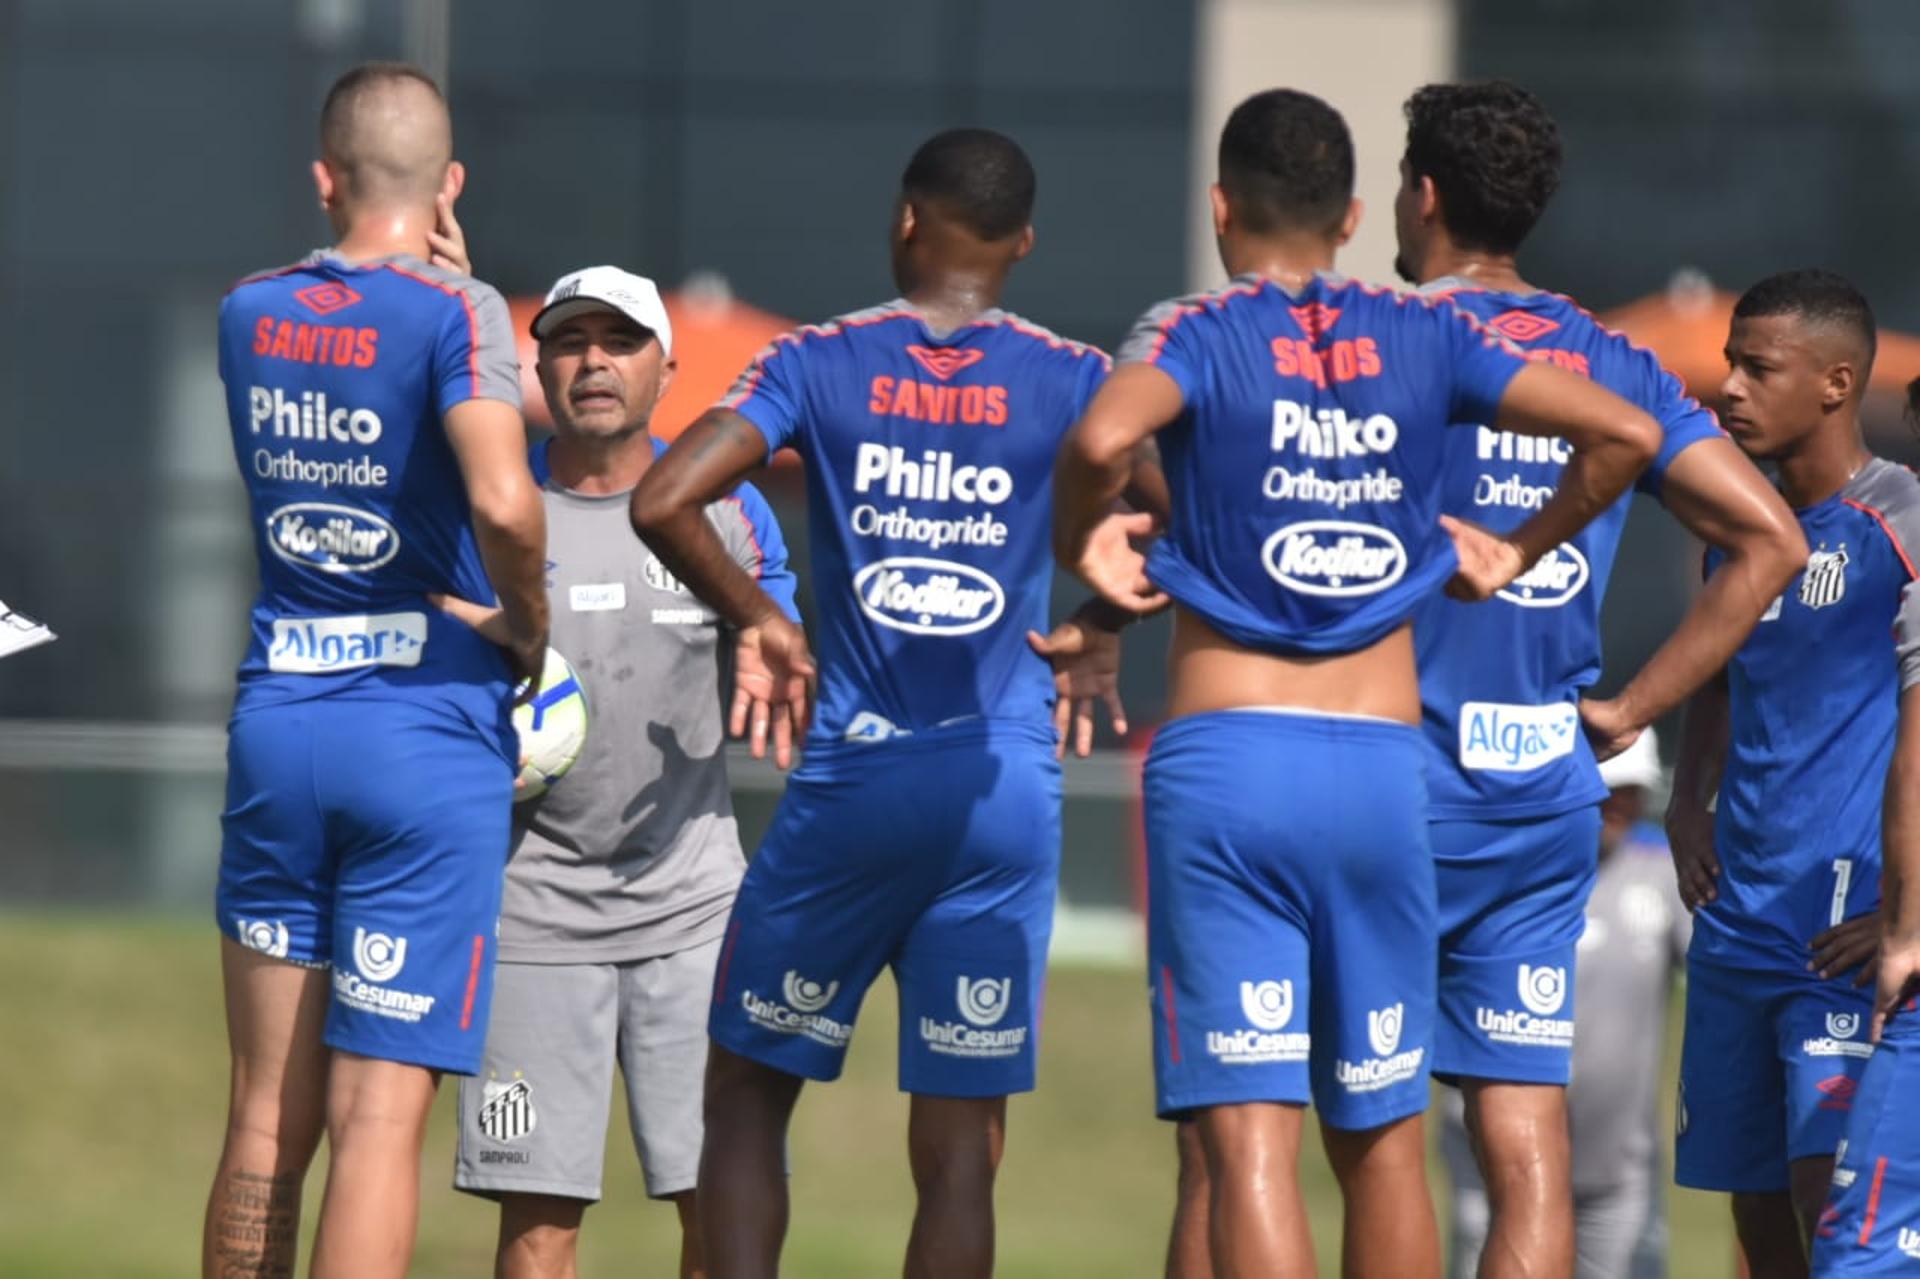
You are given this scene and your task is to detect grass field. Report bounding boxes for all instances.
[0,914,1737,1276]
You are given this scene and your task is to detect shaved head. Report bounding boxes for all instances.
[318,63,451,211]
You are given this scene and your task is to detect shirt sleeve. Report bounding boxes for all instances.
[1433,299,1528,427]
[435,280,523,415]
[727,481,802,623]
[1114,298,1202,407]
[1897,580,1920,692]
[1070,346,1113,419]
[719,337,807,458]
[1637,359,1723,499]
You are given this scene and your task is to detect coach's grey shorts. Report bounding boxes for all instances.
[453,938,719,1201]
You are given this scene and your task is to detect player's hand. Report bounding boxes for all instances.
[1028,609,1127,759]
[1579,696,1643,762]
[1441,514,1526,602]
[1664,799,1720,911]
[1073,511,1169,617]
[1811,913,1881,985]
[732,616,815,769]
[428,593,544,700]
[1872,932,1920,1041]
[428,193,471,275]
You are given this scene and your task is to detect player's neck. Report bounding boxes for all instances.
[902,273,1005,336]
[1776,417,1871,509]
[549,429,655,497]
[331,207,436,264]
[1220,233,1337,290]
[1422,247,1528,294]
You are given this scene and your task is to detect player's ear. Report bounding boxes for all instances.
[312,159,336,212]
[656,354,678,401]
[1418,172,1440,223]
[1208,184,1231,239]
[1011,224,1035,262]
[1826,359,1858,407]
[894,198,916,245]
[1334,197,1363,247]
[443,161,466,203]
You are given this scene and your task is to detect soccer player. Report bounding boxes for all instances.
[1055,88,1662,1279]
[1394,82,1803,1279]
[1813,382,1920,1277]
[1442,730,1693,1279]
[1665,271,1920,1275]
[630,129,1133,1278]
[204,63,546,1279]
[432,266,796,1279]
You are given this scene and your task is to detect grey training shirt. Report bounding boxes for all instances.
[498,459,776,964]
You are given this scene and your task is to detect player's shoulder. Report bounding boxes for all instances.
[367,254,509,315]
[1843,456,1920,570]
[975,309,1110,369]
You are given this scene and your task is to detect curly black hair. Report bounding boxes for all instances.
[901,128,1036,242]
[1403,82,1561,256]
[1217,89,1354,238]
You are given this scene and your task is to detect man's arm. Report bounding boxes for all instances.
[1462,362,1663,589]
[1876,684,1920,1037]
[443,398,547,686]
[632,410,785,631]
[1054,364,1184,612]
[1665,669,1729,911]
[1585,438,1806,755]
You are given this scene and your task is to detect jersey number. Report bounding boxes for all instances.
[1830,858,1853,928]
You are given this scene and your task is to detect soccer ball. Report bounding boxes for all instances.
[511,647,589,801]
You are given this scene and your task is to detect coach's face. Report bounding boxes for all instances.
[538,310,674,440]
[1720,314,1830,460]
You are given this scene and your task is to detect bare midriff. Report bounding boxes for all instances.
[1165,606,1420,725]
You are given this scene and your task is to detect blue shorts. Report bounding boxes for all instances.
[1676,957,1874,1193]
[709,722,1060,1097]
[215,696,516,1075]
[1813,1005,1920,1274]
[1144,710,1436,1131]
[1431,808,1599,1086]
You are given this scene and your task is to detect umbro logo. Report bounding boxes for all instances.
[1288,303,1342,338]
[906,345,985,381]
[1486,310,1561,343]
[293,282,363,317]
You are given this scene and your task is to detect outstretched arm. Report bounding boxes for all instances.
[1584,438,1806,757]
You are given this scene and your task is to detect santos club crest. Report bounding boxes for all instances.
[1799,545,1849,610]
[479,1078,537,1143]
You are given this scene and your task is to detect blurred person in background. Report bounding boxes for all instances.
[432,260,797,1279]
[204,63,546,1279]
[1443,728,1690,1279]
[1667,270,1920,1277]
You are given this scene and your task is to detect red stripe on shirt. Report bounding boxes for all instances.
[381,262,483,400]
[1843,497,1920,581]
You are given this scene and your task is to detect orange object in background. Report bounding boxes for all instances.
[506,283,795,442]
[1598,275,1920,413]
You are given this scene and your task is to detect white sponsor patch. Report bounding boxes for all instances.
[265,502,400,573]
[268,611,426,673]
[919,976,1027,1059]
[235,917,289,958]
[570,582,626,612]
[1336,1002,1425,1095]
[1458,701,1580,772]
[853,557,1005,635]
[1262,520,1407,596]
[1495,543,1590,608]
[478,1078,537,1143]
[651,607,708,625]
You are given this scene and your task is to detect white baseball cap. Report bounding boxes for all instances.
[1598,725,1662,792]
[531,265,673,356]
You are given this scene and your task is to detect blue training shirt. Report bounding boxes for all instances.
[1113,272,1526,655]
[721,299,1108,752]
[1694,457,1920,973]
[1413,283,1723,821]
[218,250,523,726]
